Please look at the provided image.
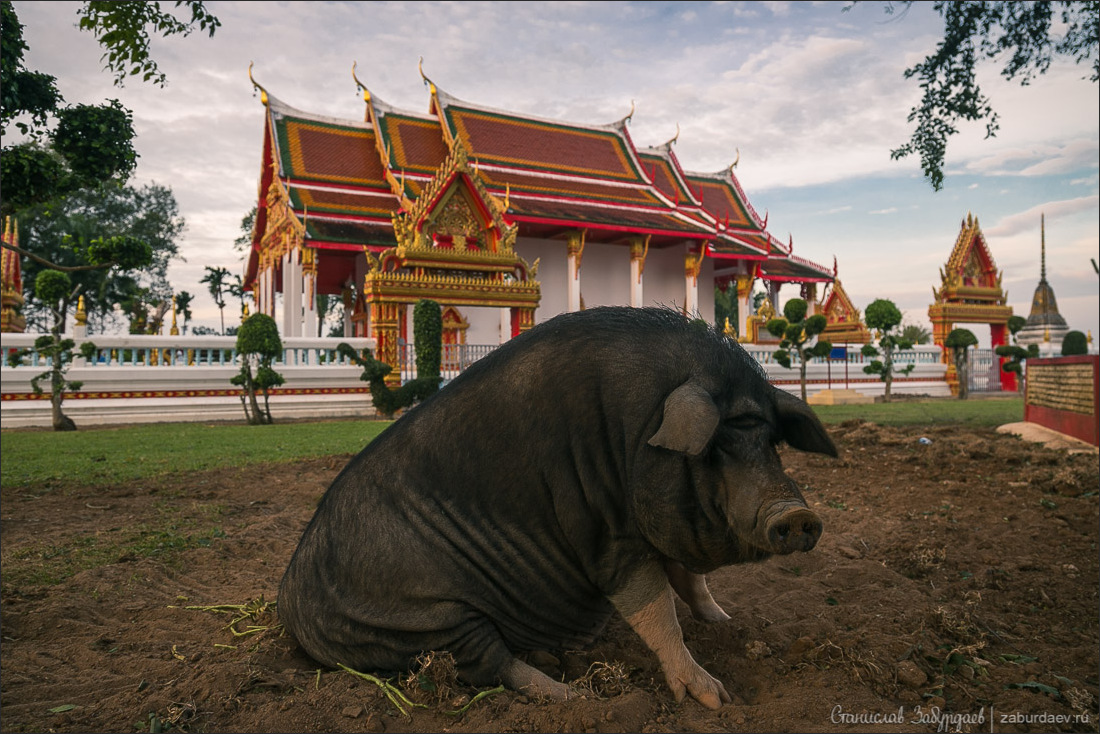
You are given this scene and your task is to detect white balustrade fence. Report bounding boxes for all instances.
[2,332,951,428]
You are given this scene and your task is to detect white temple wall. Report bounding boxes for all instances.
[643,247,688,313]
[516,237,568,325]
[577,243,632,310]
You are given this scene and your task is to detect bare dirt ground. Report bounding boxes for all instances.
[2,420,1098,733]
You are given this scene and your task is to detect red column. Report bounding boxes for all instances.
[990,323,1016,392]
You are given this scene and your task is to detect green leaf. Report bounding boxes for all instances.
[47,704,76,713]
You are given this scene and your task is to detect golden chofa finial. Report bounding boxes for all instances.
[728,148,740,172]
[352,61,371,103]
[662,122,680,148]
[248,61,269,106]
[621,99,636,125]
[418,56,436,95]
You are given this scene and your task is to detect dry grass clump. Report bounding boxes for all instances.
[402,650,460,704]
[573,660,633,698]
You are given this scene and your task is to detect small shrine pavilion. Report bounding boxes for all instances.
[929,213,1015,393]
[243,65,834,378]
[816,268,871,345]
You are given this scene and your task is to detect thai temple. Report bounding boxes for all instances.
[1,217,25,334]
[1015,214,1069,351]
[243,65,835,377]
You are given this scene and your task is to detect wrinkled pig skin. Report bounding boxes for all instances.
[279,306,837,708]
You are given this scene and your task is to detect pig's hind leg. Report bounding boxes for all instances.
[664,561,731,623]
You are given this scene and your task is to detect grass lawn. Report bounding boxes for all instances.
[1,396,1024,490]
[812,395,1023,427]
[0,419,391,490]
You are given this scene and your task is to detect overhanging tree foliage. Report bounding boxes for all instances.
[857,1,1099,191]
[1,0,220,217]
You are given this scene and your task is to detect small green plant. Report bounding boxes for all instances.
[230,313,284,425]
[945,328,979,400]
[765,298,832,402]
[5,270,95,431]
[1061,330,1088,356]
[861,298,914,402]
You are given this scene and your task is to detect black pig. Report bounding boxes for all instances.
[279,306,836,709]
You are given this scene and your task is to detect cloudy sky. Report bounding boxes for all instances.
[12,0,1100,345]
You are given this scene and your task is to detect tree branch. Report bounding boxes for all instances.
[0,241,115,273]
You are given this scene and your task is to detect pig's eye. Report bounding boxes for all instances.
[725,414,765,430]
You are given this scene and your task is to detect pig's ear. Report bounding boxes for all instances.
[648,381,720,455]
[774,389,838,457]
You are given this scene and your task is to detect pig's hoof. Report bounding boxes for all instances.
[691,603,731,623]
[669,664,731,710]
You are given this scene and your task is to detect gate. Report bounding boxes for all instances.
[968,348,1001,393]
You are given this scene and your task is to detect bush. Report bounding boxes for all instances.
[1062,330,1088,356]
[231,313,284,425]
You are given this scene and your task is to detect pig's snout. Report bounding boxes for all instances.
[765,507,822,553]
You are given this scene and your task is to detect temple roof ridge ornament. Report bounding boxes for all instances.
[353,60,399,124]
[248,61,269,106]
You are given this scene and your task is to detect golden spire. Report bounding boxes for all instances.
[170,296,179,336]
[75,295,87,326]
[1040,212,1047,281]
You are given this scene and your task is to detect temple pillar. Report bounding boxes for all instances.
[370,300,402,387]
[567,230,585,312]
[766,280,781,316]
[509,306,536,338]
[735,272,754,339]
[302,247,318,338]
[629,236,647,308]
[684,247,702,316]
[801,283,819,314]
[303,273,318,337]
[342,279,354,338]
[281,252,293,335]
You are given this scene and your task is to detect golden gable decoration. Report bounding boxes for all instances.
[364,140,541,384]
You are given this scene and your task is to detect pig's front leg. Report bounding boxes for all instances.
[610,563,731,709]
[500,657,573,701]
[664,561,730,623]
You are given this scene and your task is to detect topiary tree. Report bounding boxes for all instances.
[5,269,96,430]
[1062,330,1088,356]
[765,298,832,402]
[337,299,443,419]
[945,328,979,400]
[996,315,1038,394]
[861,298,914,402]
[231,313,284,425]
[412,298,443,385]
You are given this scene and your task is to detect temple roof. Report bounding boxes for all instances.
[246,71,836,288]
